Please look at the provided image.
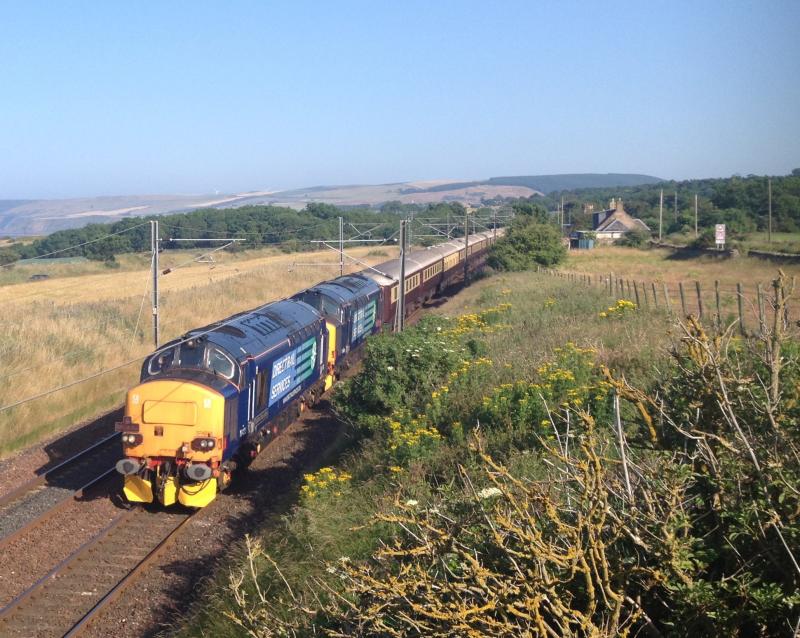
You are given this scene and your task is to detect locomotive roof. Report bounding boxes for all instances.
[366,229,498,285]
[295,273,380,305]
[181,298,323,362]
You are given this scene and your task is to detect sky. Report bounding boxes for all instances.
[0,1,798,199]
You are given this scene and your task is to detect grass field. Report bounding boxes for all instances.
[0,245,397,457]
[563,245,800,325]
[565,245,800,289]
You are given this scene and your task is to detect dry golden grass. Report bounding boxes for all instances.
[0,246,397,457]
[565,246,800,290]
[563,246,800,326]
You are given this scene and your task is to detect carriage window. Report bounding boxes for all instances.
[207,346,236,379]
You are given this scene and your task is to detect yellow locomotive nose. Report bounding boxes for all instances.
[120,379,226,507]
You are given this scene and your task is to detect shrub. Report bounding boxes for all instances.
[617,227,651,247]
[488,219,565,270]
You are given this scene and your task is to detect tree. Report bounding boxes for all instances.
[510,199,549,224]
[488,218,565,271]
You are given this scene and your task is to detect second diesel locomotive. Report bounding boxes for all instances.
[115,229,501,507]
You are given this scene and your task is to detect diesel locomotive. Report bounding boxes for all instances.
[115,229,501,507]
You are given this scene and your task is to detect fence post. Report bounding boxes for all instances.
[651,282,658,308]
[756,283,765,335]
[634,281,641,307]
[714,280,722,330]
[679,282,687,317]
[662,282,673,315]
[642,282,649,307]
[608,273,613,295]
[737,283,746,336]
[695,281,704,319]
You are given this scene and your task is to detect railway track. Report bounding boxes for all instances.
[0,506,193,637]
[0,432,121,549]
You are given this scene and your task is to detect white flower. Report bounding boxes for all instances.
[477,487,502,500]
[326,565,337,574]
[404,499,418,507]
[387,366,394,371]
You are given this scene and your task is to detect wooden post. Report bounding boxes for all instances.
[662,282,672,315]
[695,281,704,318]
[642,282,649,307]
[757,282,765,334]
[651,282,658,307]
[679,282,687,317]
[608,273,613,295]
[714,280,722,330]
[633,281,641,307]
[737,282,746,336]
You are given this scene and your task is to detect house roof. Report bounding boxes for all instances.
[595,209,650,233]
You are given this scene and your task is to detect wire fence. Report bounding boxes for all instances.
[537,266,798,336]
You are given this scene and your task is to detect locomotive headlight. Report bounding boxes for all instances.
[191,437,216,452]
[121,433,143,446]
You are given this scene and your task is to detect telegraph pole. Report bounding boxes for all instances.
[659,189,664,241]
[768,178,773,244]
[493,208,497,240]
[694,193,698,238]
[150,220,160,348]
[463,208,470,284]
[338,216,344,277]
[394,220,407,333]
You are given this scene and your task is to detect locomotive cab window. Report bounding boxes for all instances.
[207,346,236,380]
[147,348,175,375]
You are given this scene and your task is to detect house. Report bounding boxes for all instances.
[591,198,650,243]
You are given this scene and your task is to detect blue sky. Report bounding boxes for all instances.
[0,1,798,198]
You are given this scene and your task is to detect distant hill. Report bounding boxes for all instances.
[486,173,662,193]
[0,174,662,235]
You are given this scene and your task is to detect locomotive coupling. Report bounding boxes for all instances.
[116,458,143,475]
[185,463,213,482]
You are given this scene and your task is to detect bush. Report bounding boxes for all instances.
[488,219,565,271]
[617,227,651,247]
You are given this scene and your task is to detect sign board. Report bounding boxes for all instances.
[269,337,318,407]
[715,224,726,248]
[351,300,377,343]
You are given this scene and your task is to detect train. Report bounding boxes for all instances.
[115,228,502,507]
